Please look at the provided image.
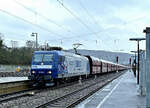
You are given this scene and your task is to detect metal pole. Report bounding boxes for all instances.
[36,33,38,50]
[135,53,137,76]
[143,51,146,95]
[31,32,38,50]
[137,41,140,84]
[143,27,150,107]
[74,48,77,54]
[116,56,118,72]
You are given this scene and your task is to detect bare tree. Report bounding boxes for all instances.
[10,40,18,49]
[26,40,35,48]
[0,33,4,48]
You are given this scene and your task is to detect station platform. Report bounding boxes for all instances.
[75,70,146,108]
[0,77,28,84]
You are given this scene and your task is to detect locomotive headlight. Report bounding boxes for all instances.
[48,71,51,74]
[32,71,35,74]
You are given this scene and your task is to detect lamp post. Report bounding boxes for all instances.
[129,38,145,84]
[31,33,38,50]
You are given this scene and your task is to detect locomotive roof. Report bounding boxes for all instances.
[34,51,127,67]
[34,50,87,59]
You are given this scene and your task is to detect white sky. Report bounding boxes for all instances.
[0,0,149,53]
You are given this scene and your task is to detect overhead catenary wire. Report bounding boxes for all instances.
[55,0,146,47]
[13,0,104,43]
[13,0,79,36]
[48,30,102,42]
[14,0,104,42]
[50,0,147,50]
[2,31,50,48]
[13,0,105,40]
[56,0,104,48]
[77,0,104,47]
[56,0,98,35]
[78,0,101,29]
[77,0,121,45]
[0,7,104,44]
[0,9,64,37]
[0,0,144,52]
[4,1,139,48]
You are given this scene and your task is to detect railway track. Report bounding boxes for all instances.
[36,71,125,108]
[0,92,33,103]
[0,71,126,107]
[0,76,94,104]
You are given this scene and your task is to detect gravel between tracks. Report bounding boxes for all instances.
[0,71,29,77]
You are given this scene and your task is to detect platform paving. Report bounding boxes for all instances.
[0,77,28,84]
[75,70,146,108]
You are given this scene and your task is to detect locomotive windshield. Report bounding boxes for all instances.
[43,54,53,62]
[33,54,53,62]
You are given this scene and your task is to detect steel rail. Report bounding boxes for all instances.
[35,71,125,108]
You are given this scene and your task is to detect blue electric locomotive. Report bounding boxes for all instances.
[29,50,90,86]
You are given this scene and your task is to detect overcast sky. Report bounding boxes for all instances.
[0,0,149,52]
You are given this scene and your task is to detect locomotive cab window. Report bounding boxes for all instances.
[33,54,43,62]
[33,54,53,62]
[43,54,53,62]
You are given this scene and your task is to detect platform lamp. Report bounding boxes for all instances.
[129,38,145,84]
[31,32,38,50]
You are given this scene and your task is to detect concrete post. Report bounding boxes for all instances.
[139,50,146,96]
[139,50,143,95]
[143,27,150,107]
[143,52,146,95]
[137,41,140,84]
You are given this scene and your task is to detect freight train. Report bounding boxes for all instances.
[28,50,127,86]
